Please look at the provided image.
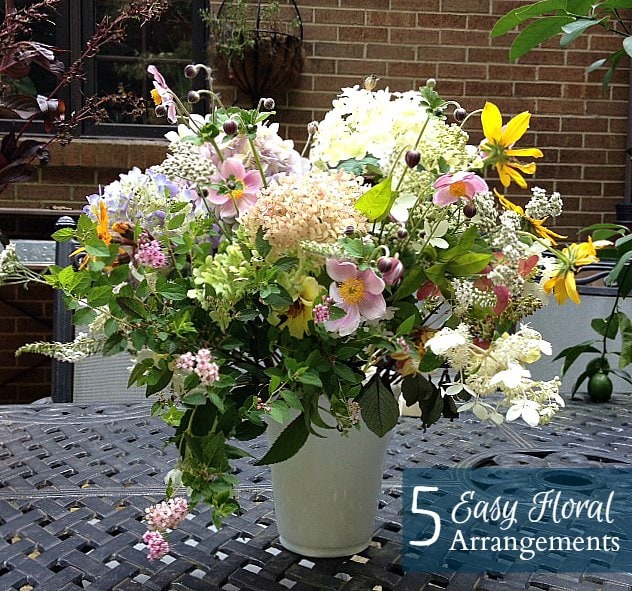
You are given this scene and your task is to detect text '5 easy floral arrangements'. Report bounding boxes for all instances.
[3,66,609,558]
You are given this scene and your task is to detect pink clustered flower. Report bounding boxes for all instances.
[142,496,189,561]
[433,171,488,207]
[145,497,189,531]
[135,237,168,268]
[324,260,386,336]
[143,530,170,561]
[176,349,220,385]
[207,157,263,219]
[313,295,334,323]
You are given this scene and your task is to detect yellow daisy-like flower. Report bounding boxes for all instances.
[481,102,543,189]
[543,238,607,304]
[280,276,322,339]
[150,88,163,106]
[71,200,115,268]
[497,191,566,245]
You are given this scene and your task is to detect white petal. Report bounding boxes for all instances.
[521,405,541,427]
[505,404,523,423]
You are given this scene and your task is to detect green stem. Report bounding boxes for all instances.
[248,137,268,189]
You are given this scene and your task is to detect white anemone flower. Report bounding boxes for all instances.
[489,363,531,389]
[425,328,467,355]
[423,219,449,249]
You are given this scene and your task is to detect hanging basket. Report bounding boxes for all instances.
[208,0,305,104]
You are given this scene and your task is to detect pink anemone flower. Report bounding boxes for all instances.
[433,171,488,207]
[147,65,177,123]
[207,157,264,219]
[324,260,386,336]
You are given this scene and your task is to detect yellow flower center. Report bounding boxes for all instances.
[449,180,468,198]
[230,188,244,200]
[150,88,162,106]
[339,277,365,305]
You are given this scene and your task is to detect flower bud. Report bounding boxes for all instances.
[405,150,420,169]
[223,119,238,135]
[307,120,319,135]
[397,227,409,239]
[344,225,356,236]
[187,90,201,104]
[154,104,167,118]
[426,78,436,88]
[377,256,393,273]
[463,203,477,218]
[453,107,467,123]
[381,257,404,286]
[262,97,275,110]
[364,75,379,91]
[184,64,201,79]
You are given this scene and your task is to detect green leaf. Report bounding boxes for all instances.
[357,375,399,437]
[255,413,310,465]
[591,316,618,340]
[268,401,291,424]
[51,227,75,242]
[155,277,189,300]
[446,252,492,276]
[280,389,302,410]
[571,368,591,398]
[420,391,444,429]
[72,306,97,327]
[418,350,444,372]
[491,0,567,38]
[85,241,112,258]
[297,370,323,388]
[396,314,416,337]
[560,18,601,47]
[354,177,396,221]
[509,16,576,62]
[554,342,600,375]
[183,391,208,406]
[261,285,293,307]
[393,265,425,300]
[116,296,147,320]
[255,227,272,258]
[167,212,186,230]
[401,374,435,406]
[619,313,632,369]
[605,249,632,287]
[87,285,114,308]
[333,363,362,384]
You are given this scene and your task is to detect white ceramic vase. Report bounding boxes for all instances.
[266,409,392,558]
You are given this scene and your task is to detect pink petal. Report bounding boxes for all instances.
[326,259,358,282]
[221,157,246,179]
[219,200,238,219]
[357,267,385,295]
[237,193,257,215]
[243,169,264,192]
[358,292,386,320]
[206,190,228,205]
[325,304,361,336]
[147,65,166,87]
[433,188,458,207]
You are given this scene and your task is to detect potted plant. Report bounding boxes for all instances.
[3,66,597,560]
[203,0,304,104]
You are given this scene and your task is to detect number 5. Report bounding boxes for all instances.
[409,486,440,547]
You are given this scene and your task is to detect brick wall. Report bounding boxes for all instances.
[0,0,629,403]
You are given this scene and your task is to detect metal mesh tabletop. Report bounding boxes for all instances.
[0,397,631,591]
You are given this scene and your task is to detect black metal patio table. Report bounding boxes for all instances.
[1,396,632,591]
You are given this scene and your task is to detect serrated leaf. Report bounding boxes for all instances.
[116,296,147,319]
[509,16,575,62]
[167,212,186,230]
[354,177,396,221]
[255,414,309,465]
[280,389,302,410]
[357,375,399,437]
[51,227,75,242]
[333,363,362,383]
[72,306,97,327]
[255,227,272,258]
[297,370,323,387]
[87,285,114,308]
[183,391,208,406]
[155,277,188,300]
[268,401,291,424]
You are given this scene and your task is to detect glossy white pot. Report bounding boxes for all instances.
[266,411,392,558]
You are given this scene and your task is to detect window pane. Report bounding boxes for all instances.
[91,0,196,125]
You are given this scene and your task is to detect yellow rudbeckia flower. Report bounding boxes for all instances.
[481,102,543,189]
[543,238,607,304]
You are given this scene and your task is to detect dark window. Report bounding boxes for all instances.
[56,0,209,138]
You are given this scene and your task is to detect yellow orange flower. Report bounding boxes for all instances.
[280,276,322,339]
[497,191,566,245]
[543,238,606,304]
[150,88,163,106]
[71,200,114,268]
[481,102,543,189]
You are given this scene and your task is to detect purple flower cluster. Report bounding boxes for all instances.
[175,349,220,385]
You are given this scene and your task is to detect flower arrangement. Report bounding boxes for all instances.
[2,66,611,556]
